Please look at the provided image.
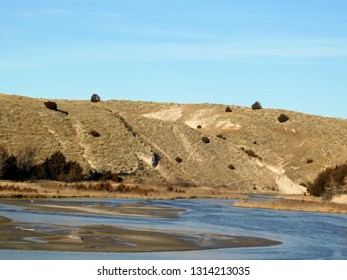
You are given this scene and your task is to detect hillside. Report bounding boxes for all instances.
[1,93,346,194]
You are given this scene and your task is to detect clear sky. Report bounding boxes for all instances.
[1,0,347,118]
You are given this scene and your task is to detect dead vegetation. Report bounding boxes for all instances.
[234,199,347,214]
[0,180,246,199]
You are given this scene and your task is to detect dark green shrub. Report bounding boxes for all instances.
[216,134,226,140]
[278,114,289,123]
[90,130,100,137]
[35,151,83,182]
[228,164,235,170]
[44,101,57,110]
[86,170,118,181]
[241,147,262,160]
[91,94,101,102]
[202,136,210,143]
[251,101,262,110]
[175,157,183,163]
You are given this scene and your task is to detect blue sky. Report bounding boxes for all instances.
[1,0,347,118]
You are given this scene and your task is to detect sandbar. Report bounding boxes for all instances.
[0,215,281,253]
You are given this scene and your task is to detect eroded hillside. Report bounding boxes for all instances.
[1,93,346,193]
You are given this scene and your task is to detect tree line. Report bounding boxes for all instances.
[0,146,119,182]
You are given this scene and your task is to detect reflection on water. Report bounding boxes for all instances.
[0,198,347,259]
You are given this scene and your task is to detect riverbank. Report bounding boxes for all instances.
[1,180,347,215]
[0,180,247,200]
[233,197,347,214]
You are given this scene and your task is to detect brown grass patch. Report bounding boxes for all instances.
[234,199,347,214]
[0,180,247,200]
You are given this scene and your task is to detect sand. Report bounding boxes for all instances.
[0,215,281,253]
[1,200,186,218]
[0,200,281,253]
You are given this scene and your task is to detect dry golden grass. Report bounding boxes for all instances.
[234,199,347,214]
[0,180,246,200]
[276,194,322,202]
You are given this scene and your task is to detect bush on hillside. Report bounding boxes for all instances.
[202,136,210,143]
[89,130,101,137]
[197,125,202,129]
[91,94,101,102]
[44,101,58,111]
[175,157,183,163]
[228,164,235,170]
[306,159,314,164]
[216,134,226,140]
[225,106,232,112]
[278,113,289,123]
[307,163,347,197]
[241,147,262,160]
[34,151,84,182]
[251,101,262,110]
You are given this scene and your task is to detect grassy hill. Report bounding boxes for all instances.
[1,93,346,194]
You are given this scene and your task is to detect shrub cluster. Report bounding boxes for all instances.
[115,184,152,195]
[33,151,84,182]
[85,170,121,182]
[307,163,347,198]
[216,134,226,140]
[166,186,185,193]
[278,114,289,123]
[67,183,152,195]
[225,106,232,112]
[251,101,262,110]
[202,136,210,143]
[0,146,120,183]
[241,147,262,160]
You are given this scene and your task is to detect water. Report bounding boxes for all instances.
[0,198,346,259]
